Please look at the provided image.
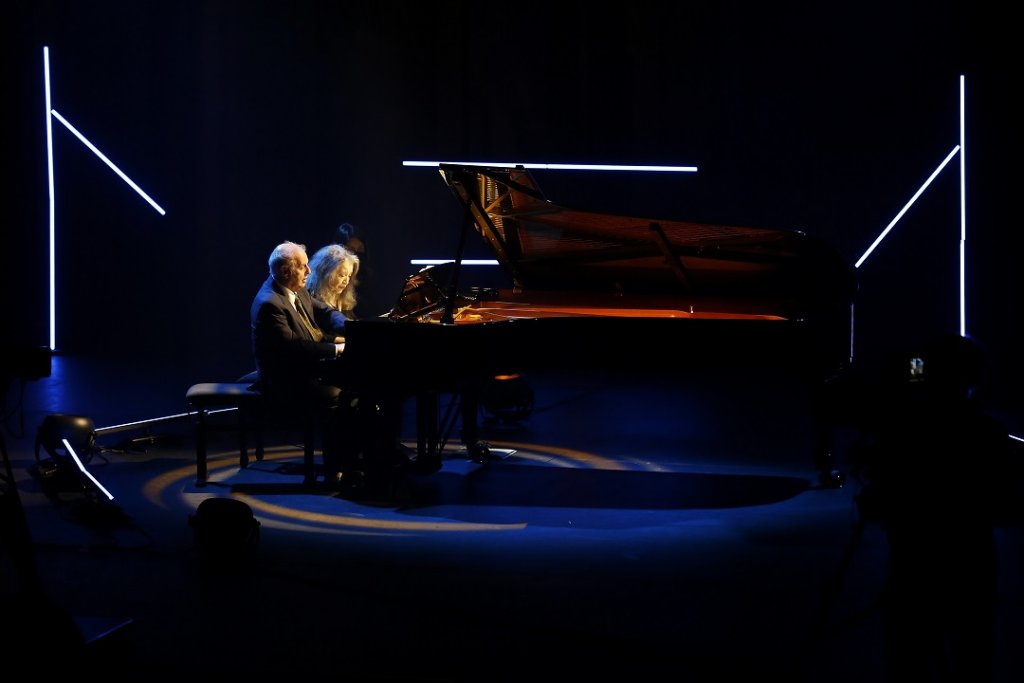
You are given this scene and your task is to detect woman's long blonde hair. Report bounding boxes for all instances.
[307,243,360,314]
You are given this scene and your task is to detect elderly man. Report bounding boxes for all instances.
[250,241,356,487]
[251,241,348,392]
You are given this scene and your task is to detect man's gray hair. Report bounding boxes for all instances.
[268,241,306,280]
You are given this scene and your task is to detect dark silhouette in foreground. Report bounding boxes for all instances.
[850,334,1017,682]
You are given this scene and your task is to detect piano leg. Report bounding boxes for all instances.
[814,379,847,489]
[410,386,490,472]
[413,391,443,474]
[458,385,490,463]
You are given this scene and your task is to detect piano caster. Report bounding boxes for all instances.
[467,441,491,464]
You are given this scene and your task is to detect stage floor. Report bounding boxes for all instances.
[2,353,1022,681]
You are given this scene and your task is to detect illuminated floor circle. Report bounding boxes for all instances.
[143,440,670,536]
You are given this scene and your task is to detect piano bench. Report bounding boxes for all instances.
[185,382,317,487]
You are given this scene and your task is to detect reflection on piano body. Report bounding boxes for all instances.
[348,164,856,378]
[342,164,858,465]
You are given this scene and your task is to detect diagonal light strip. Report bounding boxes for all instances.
[403,160,697,172]
[854,145,960,269]
[62,438,115,500]
[50,108,167,215]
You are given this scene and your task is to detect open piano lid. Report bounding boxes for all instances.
[358,164,858,383]
[436,163,857,318]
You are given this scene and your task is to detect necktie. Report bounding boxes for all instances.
[294,296,324,342]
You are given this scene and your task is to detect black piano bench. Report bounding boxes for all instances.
[185,382,316,487]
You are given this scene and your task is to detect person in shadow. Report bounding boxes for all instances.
[334,221,366,258]
[333,221,380,315]
[851,333,1016,682]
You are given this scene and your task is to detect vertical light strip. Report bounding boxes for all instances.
[958,75,967,336]
[42,47,168,352]
[44,46,56,350]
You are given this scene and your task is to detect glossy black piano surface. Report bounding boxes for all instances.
[343,164,858,386]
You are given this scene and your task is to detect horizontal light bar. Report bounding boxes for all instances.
[95,411,193,435]
[50,109,167,215]
[411,259,499,266]
[403,161,697,172]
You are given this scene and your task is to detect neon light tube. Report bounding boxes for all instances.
[410,259,499,266]
[403,161,697,172]
[50,109,167,216]
[855,145,960,269]
[62,438,115,500]
[45,47,56,350]
[959,75,967,336]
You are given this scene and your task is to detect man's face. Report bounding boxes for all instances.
[284,251,311,291]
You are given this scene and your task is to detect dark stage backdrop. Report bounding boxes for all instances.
[10,2,1021,403]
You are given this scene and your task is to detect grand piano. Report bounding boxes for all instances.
[342,164,858,474]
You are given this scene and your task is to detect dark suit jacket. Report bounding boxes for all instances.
[250,276,349,397]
